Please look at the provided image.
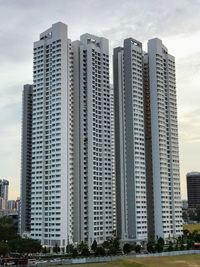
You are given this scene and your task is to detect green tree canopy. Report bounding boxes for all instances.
[123,243,132,254]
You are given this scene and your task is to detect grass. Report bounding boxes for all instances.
[134,254,200,267]
[52,259,143,267]
[184,224,200,233]
[52,254,200,267]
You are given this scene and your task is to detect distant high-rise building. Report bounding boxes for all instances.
[0,179,9,210]
[144,38,182,238]
[19,84,32,234]
[182,200,188,210]
[0,198,7,210]
[0,179,9,199]
[113,38,148,242]
[8,200,18,211]
[187,172,200,208]
[72,34,114,245]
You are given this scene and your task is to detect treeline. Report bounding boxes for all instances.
[139,230,200,254]
[1,216,200,258]
[0,217,41,256]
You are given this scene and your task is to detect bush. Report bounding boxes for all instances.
[95,246,106,256]
[135,244,141,254]
[53,243,60,253]
[91,240,97,252]
[72,248,78,258]
[147,241,156,253]
[81,247,90,257]
[167,241,174,252]
[123,243,132,254]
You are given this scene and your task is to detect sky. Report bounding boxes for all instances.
[0,0,200,200]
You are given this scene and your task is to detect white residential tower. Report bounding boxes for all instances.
[113,38,148,242]
[72,34,114,245]
[30,22,74,248]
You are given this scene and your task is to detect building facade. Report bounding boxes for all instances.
[8,200,17,211]
[113,38,148,242]
[114,37,182,241]
[72,34,114,245]
[145,38,182,239]
[0,179,9,210]
[187,172,200,208]
[30,22,74,248]
[20,84,33,234]
[21,23,114,248]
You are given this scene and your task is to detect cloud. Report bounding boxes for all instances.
[179,108,200,142]
[101,0,200,48]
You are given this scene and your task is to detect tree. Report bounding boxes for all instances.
[157,237,164,246]
[134,244,141,254]
[42,246,47,254]
[91,240,97,252]
[66,244,74,254]
[0,217,18,241]
[53,243,60,253]
[155,237,164,253]
[155,242,163,253]
[102,240,110,249]
[77,241,86,253]
[147,240,156,253]
[77,241,90,256]
[109,237,121,255]
[81,243,90,257]
[174,243,179,251]
[167,241,174,252]
[123,243,132,254]
[0,218,42,256]
[113,237,120,250]
[193,231,200,243]
[102,237,121,255]
[8,238,41,255]
[188,209,196,221]
[0,242,9,257]
[183,229,190,237]
[196,207,200,222]
[182,211,188,222]
[72,248,78,258]
[95,246,106,256]
[81,247,90,257]
[186,239,194,250]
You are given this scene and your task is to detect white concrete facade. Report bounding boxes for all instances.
[113,38,148,242]
[147,38,182,238]
[31,22,73,247]
[72,34,114,245]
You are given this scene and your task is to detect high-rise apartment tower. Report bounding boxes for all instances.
[21,23,114,248]
[145,38,182,239]
[114,37,182,241]
[30,22,74,248]
[72,34,114,245]
[113,38,148,242]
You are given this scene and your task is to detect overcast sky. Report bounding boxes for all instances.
[0,0,200,200]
